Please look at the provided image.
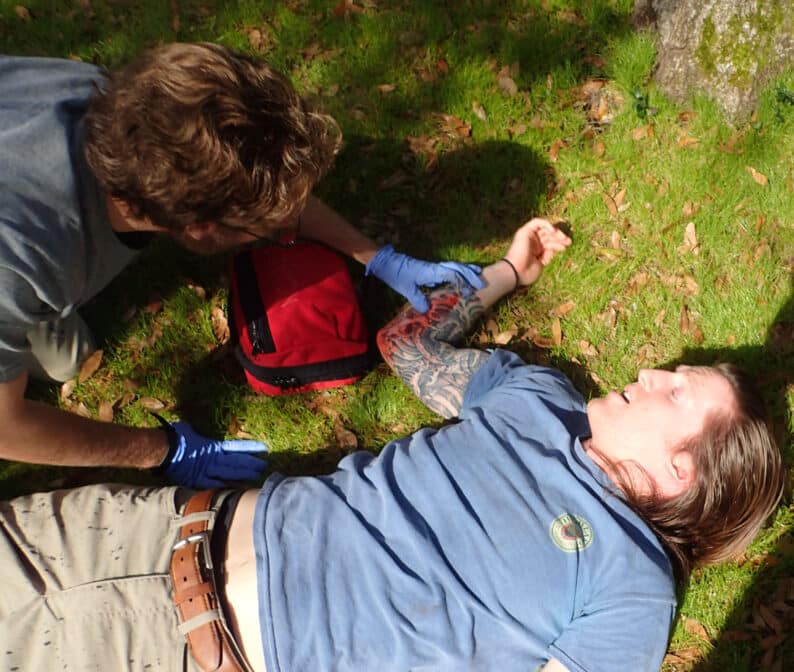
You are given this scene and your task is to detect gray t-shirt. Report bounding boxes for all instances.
[0,55,141,381]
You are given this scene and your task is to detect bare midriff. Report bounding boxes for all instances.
[223,489,267,672]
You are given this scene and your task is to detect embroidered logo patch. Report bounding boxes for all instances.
[550,513,594,552]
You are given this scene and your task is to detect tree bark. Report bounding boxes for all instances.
[635,0,794,122]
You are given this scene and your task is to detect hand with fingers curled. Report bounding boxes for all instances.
[502,218,572,287]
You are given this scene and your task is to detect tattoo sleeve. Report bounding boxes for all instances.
[376,289,491,418]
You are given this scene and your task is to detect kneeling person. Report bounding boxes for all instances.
[0,221,783,671]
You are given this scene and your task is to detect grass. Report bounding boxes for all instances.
[1,1,793,669]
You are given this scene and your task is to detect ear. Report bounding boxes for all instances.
[107,196,168,234]
[669,450,695,490]
[183,221,216,241]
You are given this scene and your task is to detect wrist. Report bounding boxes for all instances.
[473,260,520,310]
[152,414,178,471]
[365,244,395,276]
[500,258,520,291]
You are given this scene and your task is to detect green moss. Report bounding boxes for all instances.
[695,1,790,89]
[695,15,717,76]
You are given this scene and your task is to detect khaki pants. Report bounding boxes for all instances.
[25,312,96,382]
[0,484,202,672]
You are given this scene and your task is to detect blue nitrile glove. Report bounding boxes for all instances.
[158,421,268,488]
[365,245,484,313]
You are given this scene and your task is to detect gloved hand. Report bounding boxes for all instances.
[365,245,484,312]
[158,421,268,488]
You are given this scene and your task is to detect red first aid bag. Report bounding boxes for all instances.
[228,241,370,395]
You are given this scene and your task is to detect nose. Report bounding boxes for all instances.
[637,369,653,389]
[637,368,673,390]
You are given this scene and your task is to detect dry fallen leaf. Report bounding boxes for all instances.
[549,139,564,162]
[71,402,91,418]
[187,283,207,300]
[302,42,322,62]
[498,74,518,97]
[578,340,599,357]
[682,201,698,217]
[637,343,657,364]
[60,378,76,401]
[628,271,649,289]
[594,246,623,261]
[745,165,768,186]
[248,28,263,50]
[98,400,115,423]
[438,114,472,138]
[333,417,358,449]
[493,325,518,345]
[551,318,562,346]
[593,141,606,157]
[609,230,621,249]
[139,397,166,411]
[333,0,363,17]
[78,349,103,383]
[552,301,576,317]
[682,273,699,296]
[143,298,163,314]
[14,5,31,21]
[532,335,556,349]
[169,0,180,31]
[472,100,487,122]
[683,616,710,641]
[663,646,704,665]
[679,221,699,255]
[631,125,650,140]
[603,193,618,217]
[211,306,230,344]
[375,83,396,94]
[679,302,691,334]
[677,134,700,148]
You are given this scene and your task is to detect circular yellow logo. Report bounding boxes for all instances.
[550,513,594,552]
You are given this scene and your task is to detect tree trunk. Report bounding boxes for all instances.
[635,0,794,123]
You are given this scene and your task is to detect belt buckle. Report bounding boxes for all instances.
[173,530,213,573]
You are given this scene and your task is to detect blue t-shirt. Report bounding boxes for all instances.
[254,350,676,671]
[0,56,140,381]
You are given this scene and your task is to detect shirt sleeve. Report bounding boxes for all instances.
[0,262,48,383]
[461,349,532,409]
[547,597,676,672]
[461,349,586,414]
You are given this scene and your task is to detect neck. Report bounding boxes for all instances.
[582,437,620,488]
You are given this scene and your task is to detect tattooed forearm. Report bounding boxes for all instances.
[377,289,491,418]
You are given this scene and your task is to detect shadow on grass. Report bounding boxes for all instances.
[660,276,794,672]
[169,138,551,438]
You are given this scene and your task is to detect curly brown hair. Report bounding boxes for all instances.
[84,42,340,233]
[616,364,785,582]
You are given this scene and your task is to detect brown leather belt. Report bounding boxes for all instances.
[171,489,250,672]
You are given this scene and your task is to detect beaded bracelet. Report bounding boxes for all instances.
[501,258,520,291]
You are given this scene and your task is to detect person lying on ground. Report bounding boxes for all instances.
[0,42,482,487]
[0,220,783,672]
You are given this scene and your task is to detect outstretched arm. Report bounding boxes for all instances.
[299,195,380,265]
[377,219,571,417]
[0,371,268,489]
[299,195,483,312]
